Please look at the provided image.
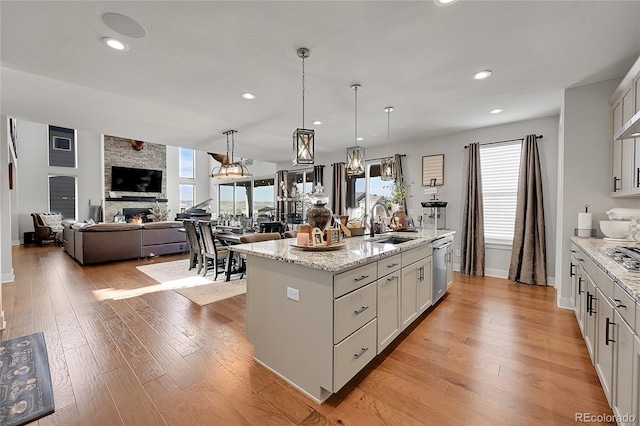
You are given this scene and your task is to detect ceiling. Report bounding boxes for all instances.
[1,1,639,164]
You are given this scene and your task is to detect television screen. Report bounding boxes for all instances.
[111,166,163,193]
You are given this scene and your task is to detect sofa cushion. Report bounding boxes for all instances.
[142,221,183,229]
[80,223,142,232]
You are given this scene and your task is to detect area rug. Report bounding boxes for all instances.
[136,259,246,306]
[0,332,55,426]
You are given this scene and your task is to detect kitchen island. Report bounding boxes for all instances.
[231,229,455,403]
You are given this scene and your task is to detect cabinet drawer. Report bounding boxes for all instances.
[334,263,377,298]
[333,318,377,392]
[402,244,432,267]
[613,284,636,330]
[334,283,377,343]
[378,254,401,277]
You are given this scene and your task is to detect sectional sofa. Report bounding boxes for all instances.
[62,221,187,265]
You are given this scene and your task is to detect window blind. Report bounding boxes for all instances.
[479,142,522,244]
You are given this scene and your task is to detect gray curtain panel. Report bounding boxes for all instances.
[509,134,547,285]
[461,143,485,276]
[332,162,346,216]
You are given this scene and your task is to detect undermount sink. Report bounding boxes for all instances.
[373,236,414,245]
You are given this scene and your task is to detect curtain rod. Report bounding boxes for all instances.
[464,134,543,149]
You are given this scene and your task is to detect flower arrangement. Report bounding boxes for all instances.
[387,179,411,205]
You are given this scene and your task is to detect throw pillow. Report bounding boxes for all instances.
[41,214,64,232]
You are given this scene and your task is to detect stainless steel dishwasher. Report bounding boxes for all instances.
[432,235,454,303]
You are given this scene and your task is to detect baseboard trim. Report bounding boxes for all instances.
[1,270,15,283]
[557,296,573,311]
[485,268,508,279]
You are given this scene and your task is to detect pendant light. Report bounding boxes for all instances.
[346,83,365,176]
[211,130,252,179]
[293,47,314,165]
[380,106,395,181]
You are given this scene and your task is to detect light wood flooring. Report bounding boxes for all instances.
[1,244,613,425]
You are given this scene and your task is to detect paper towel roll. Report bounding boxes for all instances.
[578,212,592,237]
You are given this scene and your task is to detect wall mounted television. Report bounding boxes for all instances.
[111,166,163,193]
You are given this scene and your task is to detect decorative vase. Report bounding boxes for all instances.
[307,201,332,231]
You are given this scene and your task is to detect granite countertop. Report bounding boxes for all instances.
[570,237,640,302]
[230,229,455,273]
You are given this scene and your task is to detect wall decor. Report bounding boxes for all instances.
[9,117,17,158]
[422,154,444,186]
[53,136,71,151]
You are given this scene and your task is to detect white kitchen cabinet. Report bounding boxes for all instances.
[613,310,636,425]
[632,335,640,426]
[417,257,433,314]
[633,138,640,195]
[585,274,598,362]
[596,286,615,405]
[377,273,400,353]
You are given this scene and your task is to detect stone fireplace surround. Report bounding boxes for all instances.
[104,135,167,223]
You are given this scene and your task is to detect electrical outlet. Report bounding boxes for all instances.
[456,249,460,257]
[287,287,300,302]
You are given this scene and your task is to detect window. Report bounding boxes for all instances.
[346,162,393,223]
[179,184,195,211]
[179,148,195,178]
[217,178,276,221]
[479,142,522,244]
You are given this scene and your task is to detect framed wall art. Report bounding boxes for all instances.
[422,154,444,186]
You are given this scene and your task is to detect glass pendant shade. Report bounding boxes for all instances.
[346,145,365,176]
[293,128,314,165]
[211,130,252,179]
[380,156,395,181]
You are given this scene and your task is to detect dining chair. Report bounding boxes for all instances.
[183,220,203,273]
[198,221,228,280]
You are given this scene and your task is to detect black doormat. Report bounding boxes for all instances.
[0,332,55,426]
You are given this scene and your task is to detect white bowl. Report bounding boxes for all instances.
[599,220,632,239]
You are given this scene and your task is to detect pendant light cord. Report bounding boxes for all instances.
[354,85,358,144]
[302,54,305,128]
[386,109,390,156]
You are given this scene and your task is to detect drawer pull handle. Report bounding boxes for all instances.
[354,275,369,282]
[354,306,369,315]
[605,317,615,345]
[609,297,626,309]
[387,276,397,282]
[354,347,369,360]
[387,263,399,268]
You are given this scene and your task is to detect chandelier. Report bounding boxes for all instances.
[293,47,314,165]
[380,106,395,181]
[346,84,365,176]
[211,130,252,179]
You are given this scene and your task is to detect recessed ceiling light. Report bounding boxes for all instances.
[102,37,128,51]
[357,137,364,141]
[241,92,256,100]
[312,120,322,125]
[434,0,458,5]
[102,13,147,38]
[490,108,504,114]
[631,132,640,137]
[473,70,492,80]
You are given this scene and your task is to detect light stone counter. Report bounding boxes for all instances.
[230,229,455,273]
[570,237,640,302]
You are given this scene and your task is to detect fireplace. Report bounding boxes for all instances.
[123,207,153,223]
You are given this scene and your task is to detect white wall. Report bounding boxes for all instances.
[278,115,560,282]
[1,115,14,285]
[556,77,640,308]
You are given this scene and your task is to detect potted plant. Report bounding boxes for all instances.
[387,179,410,210]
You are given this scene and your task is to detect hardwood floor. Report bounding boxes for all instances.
[1,244,612,425]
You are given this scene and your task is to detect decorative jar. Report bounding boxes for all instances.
[306,185,332,231]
